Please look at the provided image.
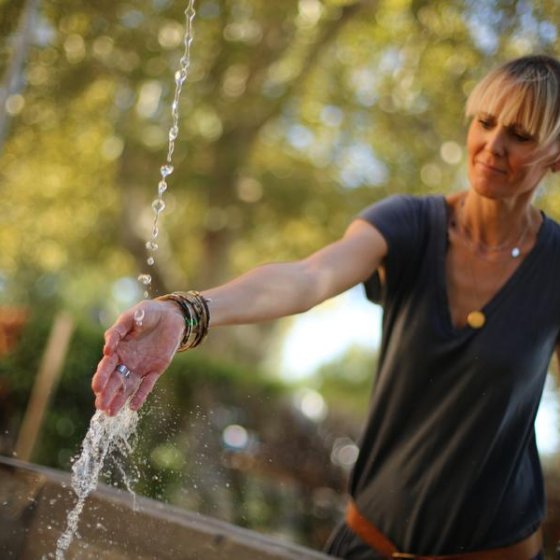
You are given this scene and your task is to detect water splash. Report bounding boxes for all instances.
[55,406,139,559]
[141,0,197,298]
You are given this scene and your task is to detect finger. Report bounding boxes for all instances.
[107,386,128,416]
[130,372,159,411]
[92,353,118,395]
[103,329,122,356]
[103,385,123,416]
[95,368,125,412]
[107,372,142,416]
[103,312,135,355]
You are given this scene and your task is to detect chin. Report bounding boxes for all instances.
[469,182,507,200]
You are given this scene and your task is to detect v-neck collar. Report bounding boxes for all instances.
[434,195,550,337]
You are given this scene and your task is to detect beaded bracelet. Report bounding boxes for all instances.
[156,291,210,352]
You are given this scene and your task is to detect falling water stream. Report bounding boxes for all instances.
[54,2,197,558]
[138,0,197,299]
[54,407,139,560]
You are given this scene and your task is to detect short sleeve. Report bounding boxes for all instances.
[358,195,428,303]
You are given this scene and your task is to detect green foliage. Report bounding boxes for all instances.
[0,309,103,466]
[3,0,560,315]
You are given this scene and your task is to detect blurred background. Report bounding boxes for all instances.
[0,0,559,555]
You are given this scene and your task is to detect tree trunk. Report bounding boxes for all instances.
[0,0,40,153]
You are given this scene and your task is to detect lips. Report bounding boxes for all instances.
[475,160,507,175]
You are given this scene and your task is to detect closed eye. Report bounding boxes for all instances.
[477,112,497,130]
[478,118,493,130]
[510,129,533,142]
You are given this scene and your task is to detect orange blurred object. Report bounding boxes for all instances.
[0,307,28,356]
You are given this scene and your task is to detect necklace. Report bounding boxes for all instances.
[454,198,531,329]
[457,209,530,260]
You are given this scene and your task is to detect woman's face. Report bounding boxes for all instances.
[466,110,560,201]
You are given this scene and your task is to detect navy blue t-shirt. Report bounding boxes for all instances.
[331,195,560,556]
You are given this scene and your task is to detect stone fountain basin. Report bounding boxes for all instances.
[0,456,333,559]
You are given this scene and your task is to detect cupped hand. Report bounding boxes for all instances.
[92,299,185,416]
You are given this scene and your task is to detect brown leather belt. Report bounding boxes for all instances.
[346,501,543,560]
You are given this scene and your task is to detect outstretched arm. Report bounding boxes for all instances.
[205,219,387,325]
[92,219,387,415]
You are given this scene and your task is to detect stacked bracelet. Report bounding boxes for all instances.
[157,291,211,352]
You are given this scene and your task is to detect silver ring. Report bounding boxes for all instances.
[116,364,131,379]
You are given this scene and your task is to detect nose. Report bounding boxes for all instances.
[485,127,506,156]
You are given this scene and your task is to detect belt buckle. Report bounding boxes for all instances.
[392,554,416,559]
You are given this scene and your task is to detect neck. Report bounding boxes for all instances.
[458,191,536,251]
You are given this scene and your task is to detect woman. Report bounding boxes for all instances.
[92,55,560,559]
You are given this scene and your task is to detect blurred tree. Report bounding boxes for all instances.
[0,0,40,150]
[1,0,560,357]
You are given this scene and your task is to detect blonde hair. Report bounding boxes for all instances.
[466,55,560,149]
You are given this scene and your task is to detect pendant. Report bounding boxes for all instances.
[511,246,520,258]
[467,310,486,329]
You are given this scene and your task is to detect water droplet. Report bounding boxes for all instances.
[160,164,174,177]
[158,180,167,195]
[152,225,159,238]
[169,126,178,141]
[145,240,159,251]
[134,309,145,327]
[175,69,187,85]
[152,198,166,213]
[137,274,152,286]
[147,257,155,266]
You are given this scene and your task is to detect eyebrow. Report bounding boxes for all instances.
[477,112,534,136]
